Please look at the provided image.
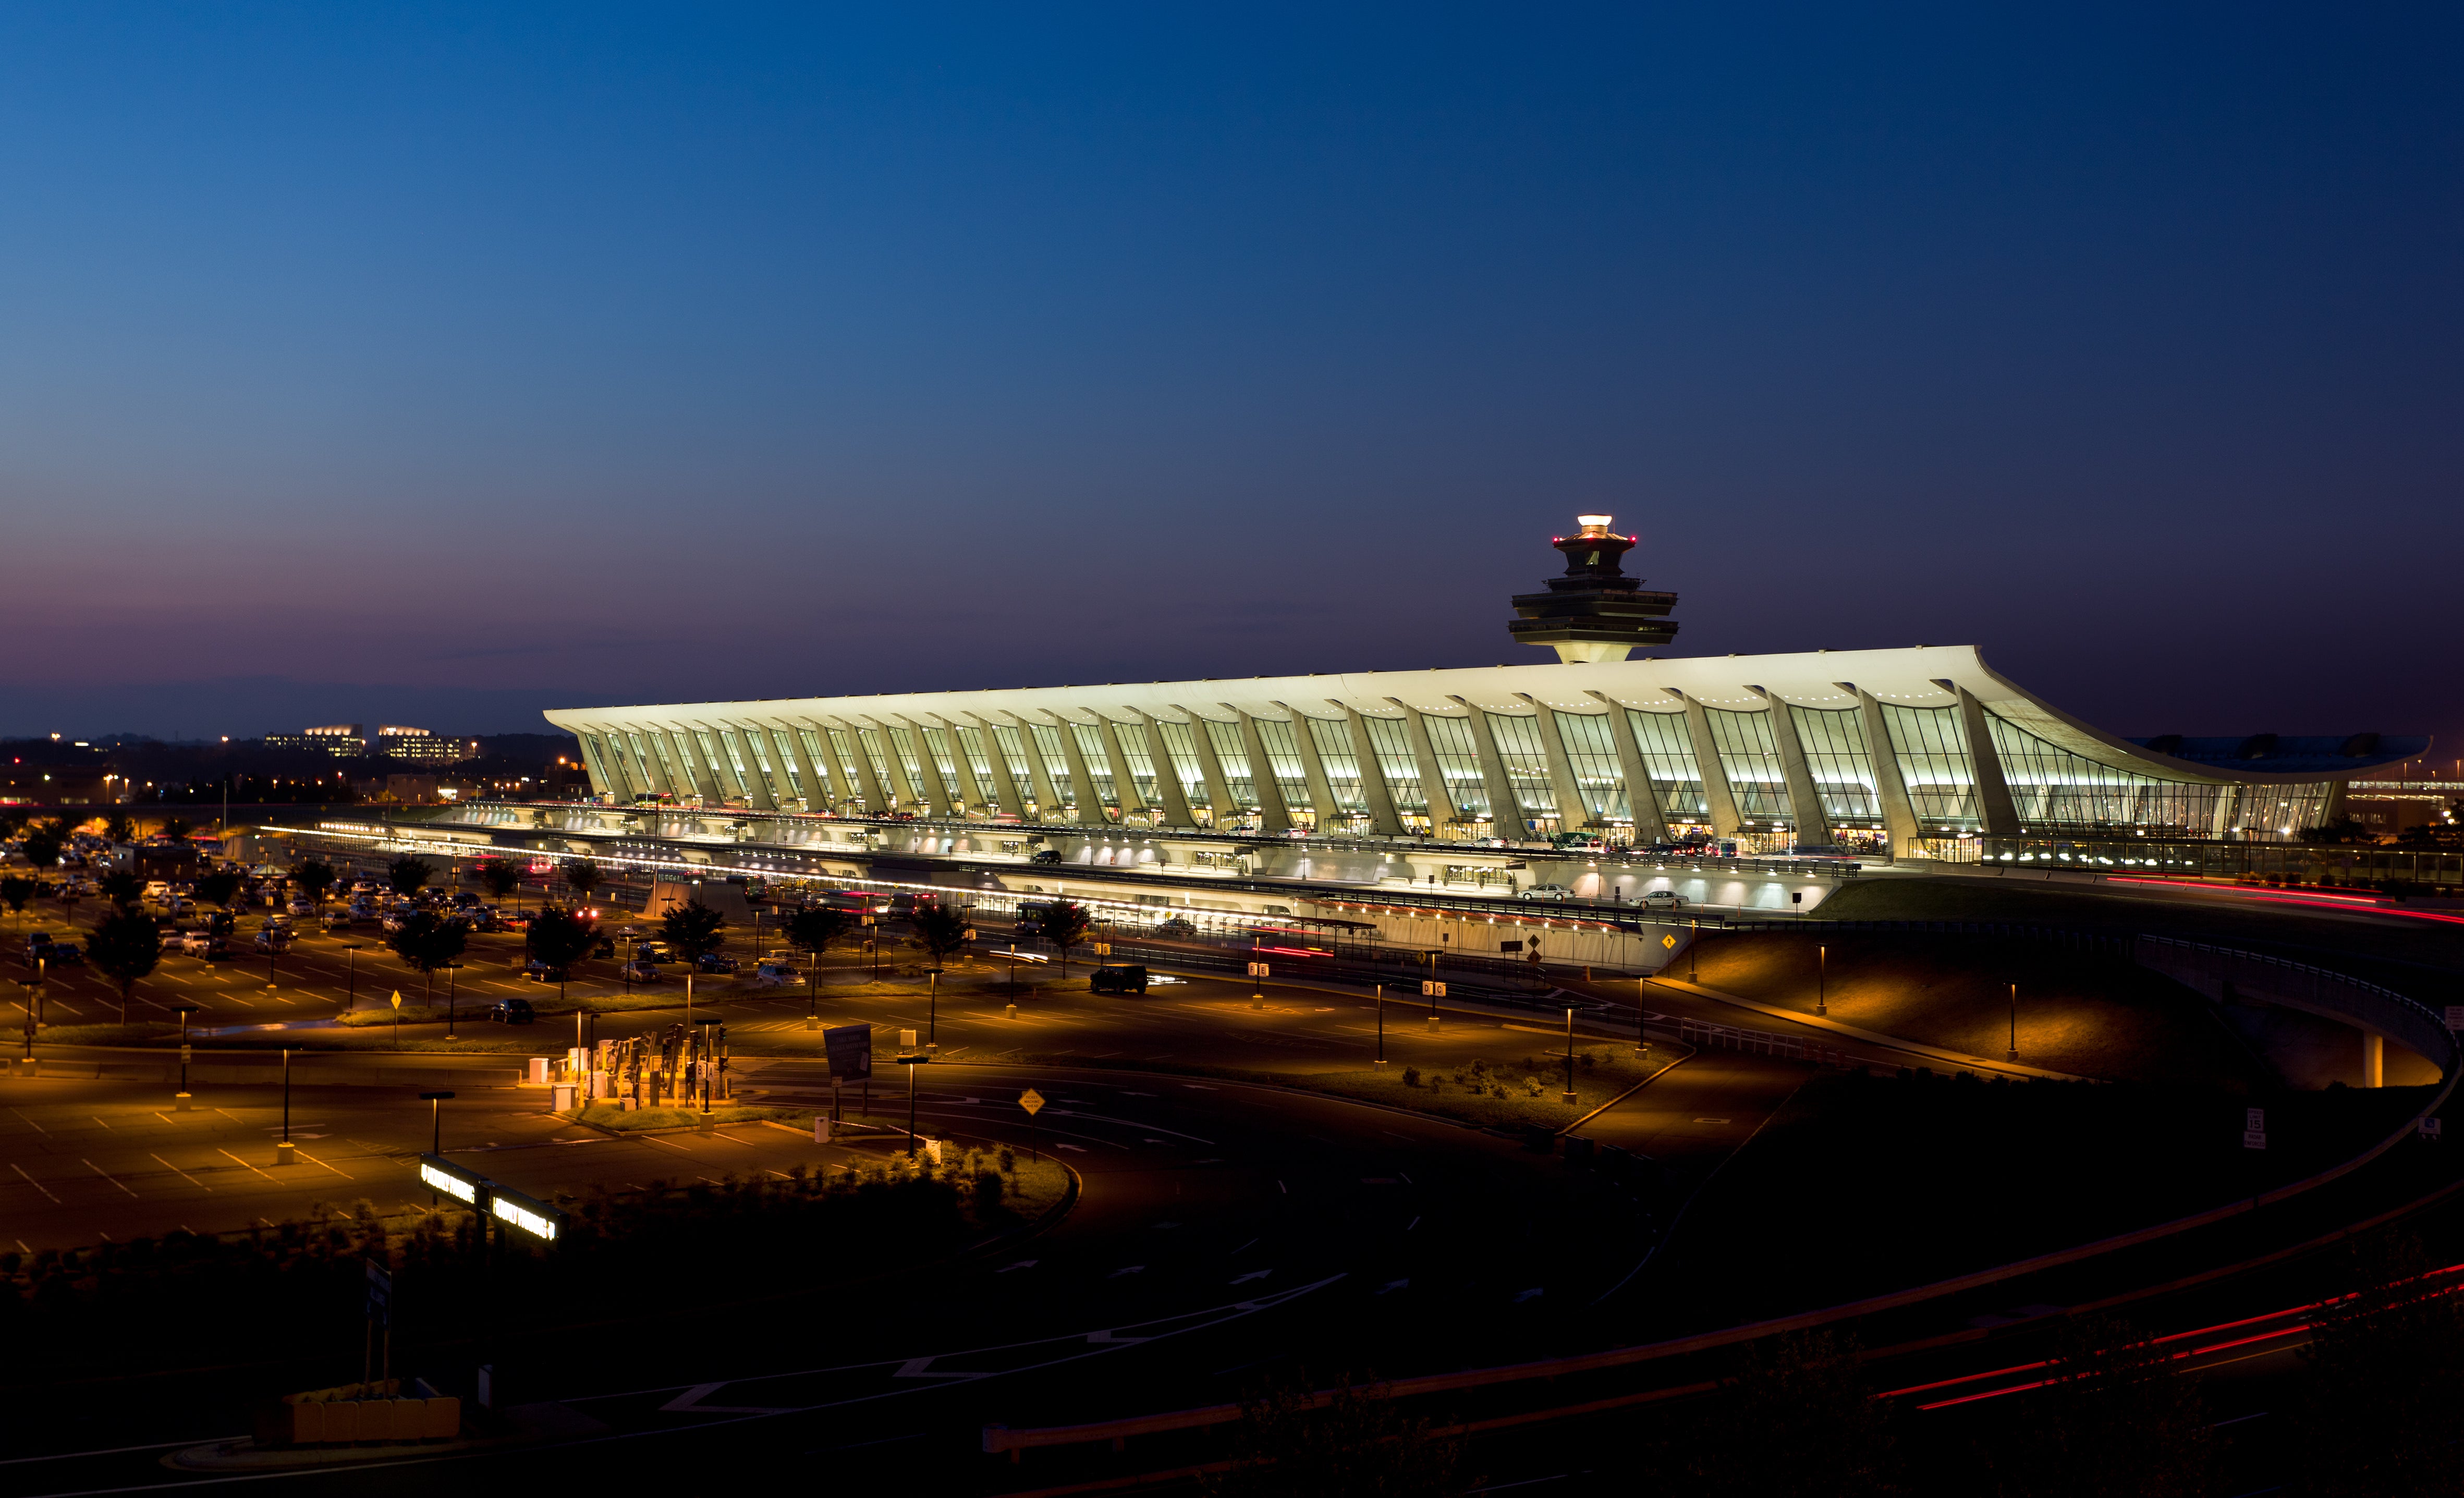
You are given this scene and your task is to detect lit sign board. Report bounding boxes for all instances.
[420,1161,477,1205]
[492,1195,559,1241]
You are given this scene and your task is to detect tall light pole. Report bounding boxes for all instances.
[172,1003,199,1107]
[1815,943,1827,1017]
[1561,1006,1577,1103]
[277,1048,294,1165]
[2008,982,2018,1062]
[343,943,364,1009]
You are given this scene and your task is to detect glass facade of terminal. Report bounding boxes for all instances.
[568,695,2358,854]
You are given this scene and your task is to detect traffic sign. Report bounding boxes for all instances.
[1094,942,1111,957]
[2421,1116,2444,1142]
[365,1260,392,1327]
[1248,961,1270,979]
[1019,1088,1045,1116]
[2447,1006,2464,1033]
[2243,1130,2267,1150]
[1662,934,1677,950]
[389,990,402,1009]
[1421,980,1446,998]
[2246,1107,2265,1132]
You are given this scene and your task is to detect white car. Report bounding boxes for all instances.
[287,897,318,916]
[752,960,798,985]
[1519,884,1575,900]
[142,881,169,901]
[1641,889,1686,909]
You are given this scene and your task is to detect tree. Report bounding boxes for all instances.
[1652,1330,1899,1498]
[1040,899,1091,977]
[525,906,600,1010]
[17,822,64,871]
[157,814,191,844]
[2283,1234,2464,1495]
[0,875,38,928]
[385,909,467,1006]
[87,907,162,1024]
[385,855,434,898]
[911,902,970,972]
[660,899,727,962]
[784,905,847,960]
[98,870,144,908]
[294,859,338,914]
[475,857,524,907]
[1980,1314,2208,1498]
[102,811,135,844]
[1205,1369,1464,1498]
[194,870,244,911]
[563,858,603,907]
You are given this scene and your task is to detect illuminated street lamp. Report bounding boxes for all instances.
[341,943,364,1009]
[895,1028,930,1157]
[1815,943,1827,1017]
[172,1003,200,1106]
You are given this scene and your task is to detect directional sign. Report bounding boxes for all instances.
[823,1023,872,1081]
[1094,942,1111,957]
[1248,962,1270,979]
[1421,980,1446,998]
[365,1260,393,1326]
[1019,1088,1045,1117]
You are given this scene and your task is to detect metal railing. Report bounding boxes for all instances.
[2136,935,2457,1066]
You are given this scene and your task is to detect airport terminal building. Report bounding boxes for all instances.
[544,520,2424,861]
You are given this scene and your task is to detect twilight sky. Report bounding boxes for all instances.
[3,5,2459,752]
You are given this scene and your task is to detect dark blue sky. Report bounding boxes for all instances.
[4,5,2458,753]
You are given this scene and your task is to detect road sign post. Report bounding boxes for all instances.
[1020,1087,1044,1163]
[1248,960,1268,1010]
[1422,978,1444,1032]
[1375,983,1385,1066]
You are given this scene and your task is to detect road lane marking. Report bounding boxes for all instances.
[216,1149,279,1183]
[1108,1265,1144,1277]
[9,1109,46,1134]
[10,1164,60,1203]
[82,1159,138,1197]
[149,1154,213,1191]
[295,1148,354,1180]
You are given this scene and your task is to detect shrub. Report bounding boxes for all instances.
[1401,1066,1421,1088]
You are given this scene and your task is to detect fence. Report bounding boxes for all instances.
[2136,935,2458,1068]
[1676,1016,1852,1069]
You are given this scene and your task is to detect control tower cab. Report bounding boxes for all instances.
[1506,515,1681,663]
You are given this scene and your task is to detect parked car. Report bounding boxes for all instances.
[179,930,225,957]
[1028,848,1064,866]
[617,959,662,984]
[633,940,674,963]
[695,952,739,974]
[287,897,318,916]
[1640,889,1686,910]
[253,929,291,953]
[21,932,56,962]
[490,997,536,1024]
[1519,884,1575,901]
[43,941,82,966]
[1155,916,1197,938]
[591,937,615,958]
[752,959,798,984]
[523,961,569,984]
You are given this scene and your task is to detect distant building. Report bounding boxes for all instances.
[265,724,368,757]
[263,724,476,763]
[374,726,478,764]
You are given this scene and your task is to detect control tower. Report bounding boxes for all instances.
[1506,515,1681,663]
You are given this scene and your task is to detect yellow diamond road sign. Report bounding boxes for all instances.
[391,990,403,1008]
[1662,935,1677,949]
[1019,1088,1045,1116]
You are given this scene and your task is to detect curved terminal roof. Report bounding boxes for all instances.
[544,644,2421,787]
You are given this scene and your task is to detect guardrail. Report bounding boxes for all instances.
[1677,1016,1853,1068]
[2136,936,2457,1066]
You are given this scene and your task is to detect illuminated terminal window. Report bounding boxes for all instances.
[1303,716,1369,817]
[1423,714,1490,825]
[1553,712,1629,825]
[1790,707,1881,821]
[1483,713,1558,830]
[1361,714,1427,820]
[1626,711,1707,823]
[1879,704,1978,827]
[1704,709,1790,822]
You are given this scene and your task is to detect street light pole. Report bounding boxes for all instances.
[1816,943,1826,1017]
[172,1004,198,1107]
[1375,982,1385,1066]
[277,1046,293,1164]
[1562,1006,1577,1103]
[2009,982,2018,1062]
[344,943,362,1009]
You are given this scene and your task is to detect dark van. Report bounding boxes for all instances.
[1089,964,1149,995]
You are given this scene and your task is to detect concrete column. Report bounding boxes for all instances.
[1054,715,1111,825]
[1131,710,1197,829]
[967,714,1029,820]
[1171,705,1241,829]
[1447,697,1525,838]
[833,720,892,814]
[1677,695,1745,837]
[1094,717,1148,821]
[1234,709,1294,834]
[2362,1031,2385,1088]
[1337,702,1405,836]
[1760,696,1828,847]
[892,717,953,818]
[1274,704,1343,831]
[1955,688,2021,836]
[929,719,990,818]
[721,725,779,811]
[1851,687,1922,854]
[1003,714,1066,822]
[1515,694,1593,834]
[1388,698,1457,832]
[777,722,835,813]
[672,726,724,804]
[1588,691,1668,844]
